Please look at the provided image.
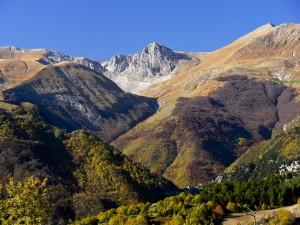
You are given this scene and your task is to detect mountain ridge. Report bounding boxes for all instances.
[2,62,158,142]
[0,42,195,94]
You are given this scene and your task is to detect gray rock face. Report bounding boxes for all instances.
[101,42,191,93]
[39,50,104,74]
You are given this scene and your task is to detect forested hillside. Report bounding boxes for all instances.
[0,102,175,224]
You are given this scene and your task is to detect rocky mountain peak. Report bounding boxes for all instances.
[142,42,171,55]
[101,42,192,93]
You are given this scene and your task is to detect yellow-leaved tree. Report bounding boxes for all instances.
[0,177,52,225]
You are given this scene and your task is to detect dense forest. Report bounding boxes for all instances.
[71,174,300,225]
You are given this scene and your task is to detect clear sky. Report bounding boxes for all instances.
[0,0,300,60]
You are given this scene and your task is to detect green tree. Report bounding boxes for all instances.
[108,214,127,225]
[164,215,184,225]
[125,215,149,225]
[0,177,52,225]
[269,209,295,225]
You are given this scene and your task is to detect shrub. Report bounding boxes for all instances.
[72,216,99,225]
[126,215,149,225]
[108,215,127,225]
[127,204,141,215]
[226,202,238,213]
[275,209,295,225]
[212,205,224,217]
[116,205,128,215]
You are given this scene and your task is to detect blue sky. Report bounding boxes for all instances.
[0,0,299,60]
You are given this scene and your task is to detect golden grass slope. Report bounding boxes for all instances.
[114,23,300,187]
[0,49,47,95]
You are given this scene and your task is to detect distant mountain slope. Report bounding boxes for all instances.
[114,23,300,187]
[101,42,193,93]
[0,102,176,222]
[3,62,158,141]
[0,47,46,92]
[224,116,300,180]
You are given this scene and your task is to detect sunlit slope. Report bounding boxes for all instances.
[0,48,47,92]
[114,23,300,187]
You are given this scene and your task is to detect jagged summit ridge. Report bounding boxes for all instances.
[101,42,192,93]
[40,50,104,73]
[0,43,193,93]
[0,46,104,74]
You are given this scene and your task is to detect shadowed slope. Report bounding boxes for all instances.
[3,62,158,141]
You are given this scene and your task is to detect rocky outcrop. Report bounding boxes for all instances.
[101,42,192,93]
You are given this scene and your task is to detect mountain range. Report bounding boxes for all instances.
[0,23,300,222]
